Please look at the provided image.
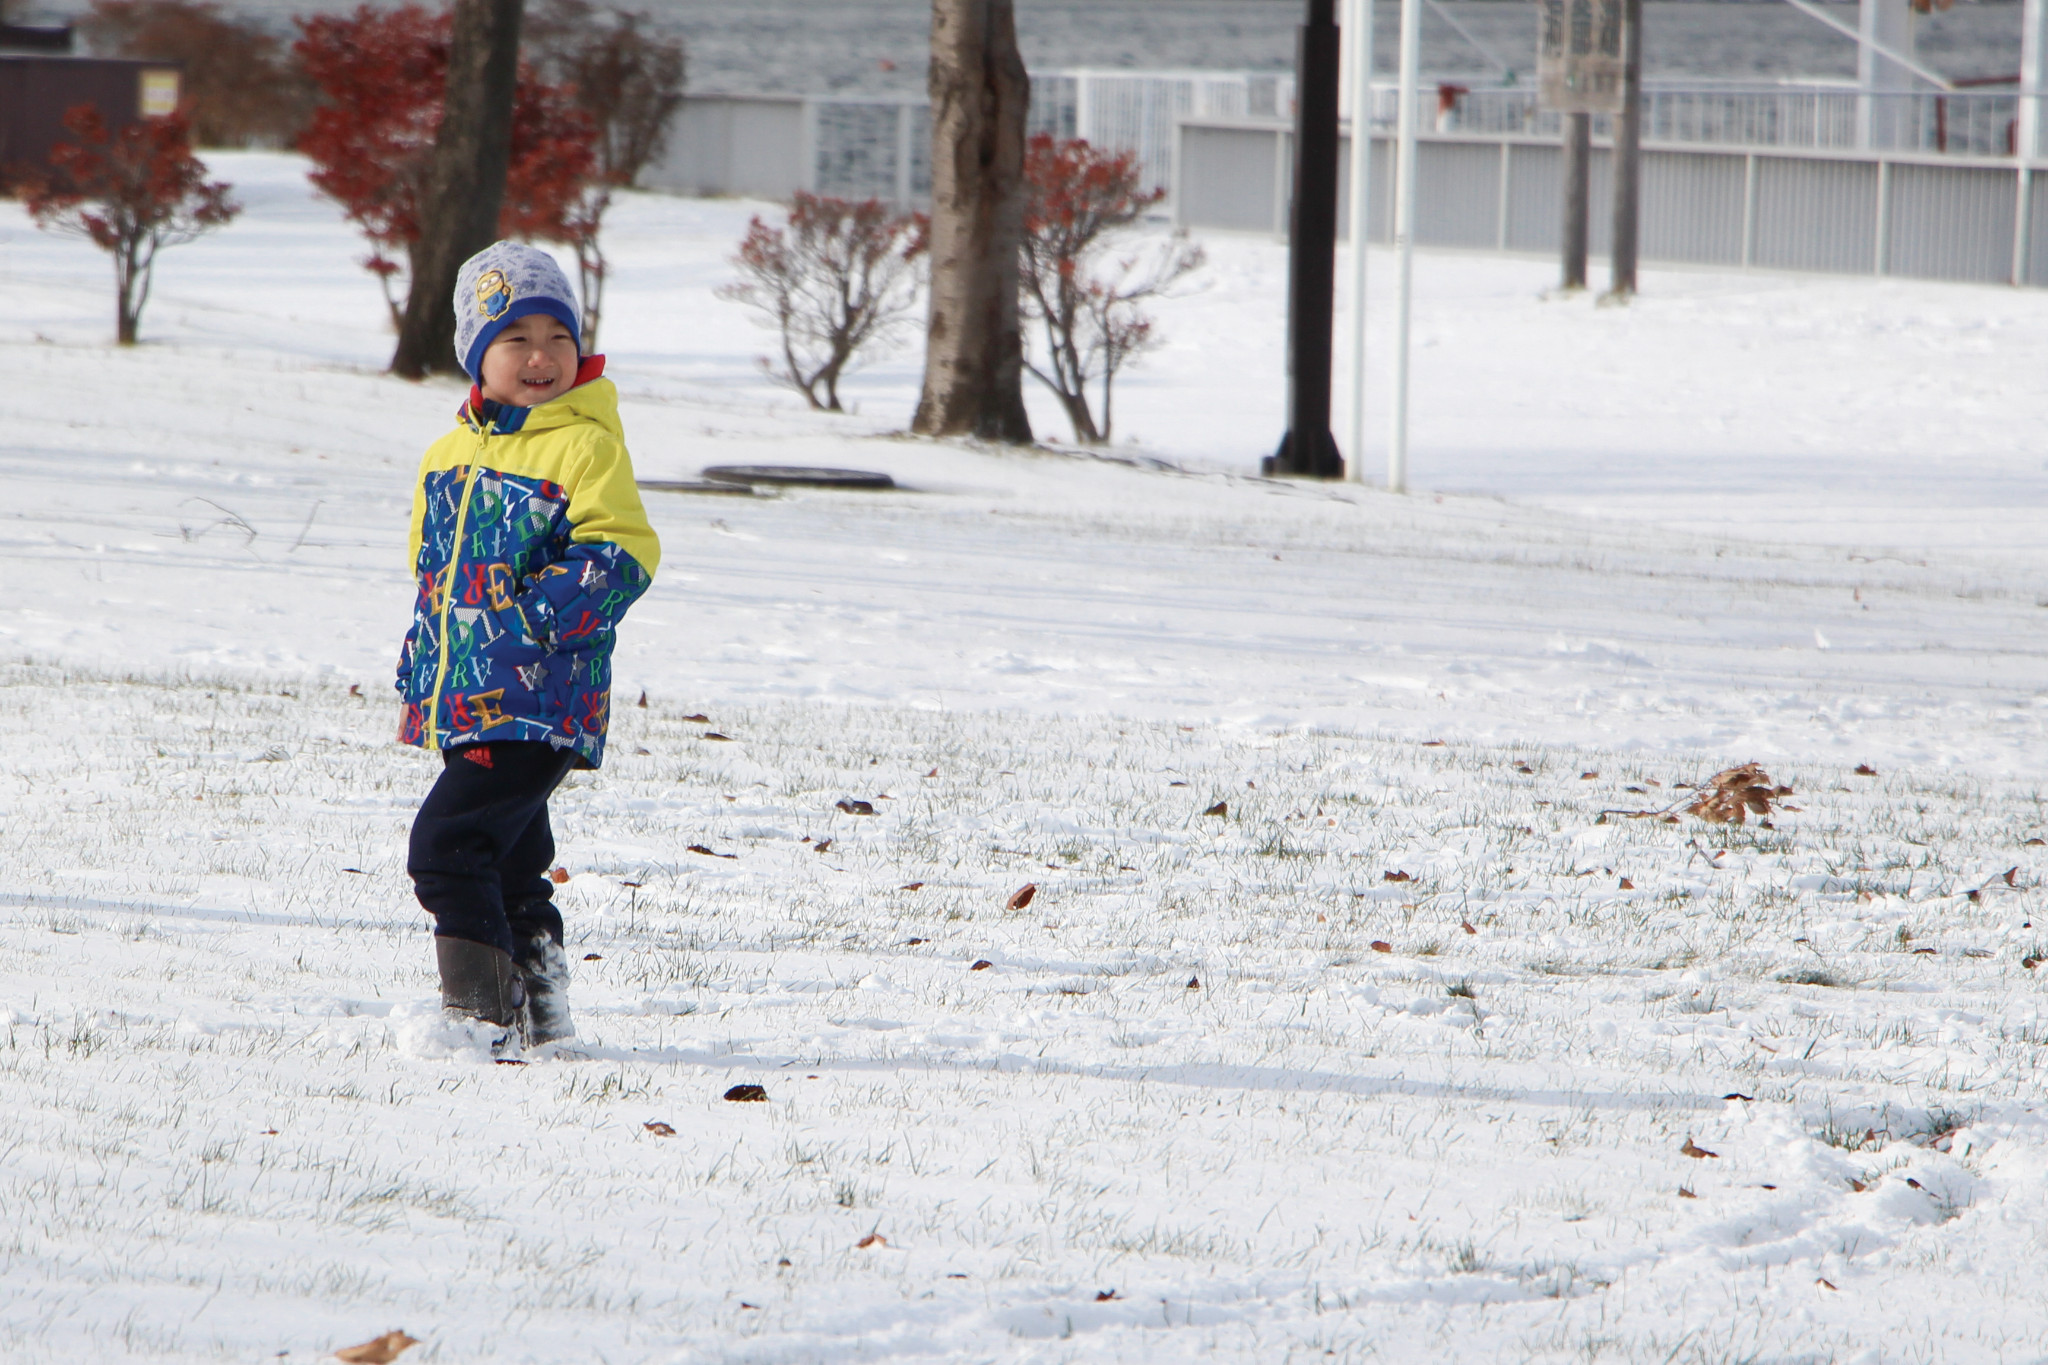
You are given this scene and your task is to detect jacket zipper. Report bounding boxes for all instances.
[425,428,489,747]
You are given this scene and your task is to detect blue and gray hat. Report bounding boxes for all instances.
[452,241,582,382]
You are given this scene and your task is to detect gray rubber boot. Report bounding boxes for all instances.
[436,936,527,1038]
[514,928,576,1045]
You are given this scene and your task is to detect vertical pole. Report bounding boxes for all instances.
[1344,0,1375,482]
[2019,0,2046,286]
[895,101,914,207]
[1608,0,1643,299]
[2024,0,2047,164]
[1874,159,1891,276]
[1495,141,1511,250]
[1266,0,1345,478]
[1562,112,1590,288]
[1388,0,1420,495]
[1858,0,1916,151]
[1740,151,1758,268]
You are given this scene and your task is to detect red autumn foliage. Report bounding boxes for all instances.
[293,3,597,329]
[720,192,929,411]
[1020,133,1203,445]
[523,0,685,350]
[21,104,239,344]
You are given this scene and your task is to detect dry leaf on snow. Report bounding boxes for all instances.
[1680,1138,1719,1159]
[332,1332,420,1364]
[1006,883,1037,910]
[1686,764,1792,825]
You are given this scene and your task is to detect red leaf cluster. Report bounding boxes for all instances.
[293,4,596,325]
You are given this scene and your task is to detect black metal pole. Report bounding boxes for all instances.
[1265,0,1344,479]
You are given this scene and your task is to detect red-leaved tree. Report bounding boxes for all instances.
[1020,133,1204,445]
[22,105,240,344]
[719,193,928,412]
[294,3,597,330]
[523,0,684,351]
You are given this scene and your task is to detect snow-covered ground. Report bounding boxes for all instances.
[3,153,2048,1363]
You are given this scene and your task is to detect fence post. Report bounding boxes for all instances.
[2015,167,2033,287]
[798,98,818,194]
[1562,113,1589,288]
[894,101,914,206]
[1495,141,1511,250]
[1741,152,1758,267]
[1873,159,1890,275]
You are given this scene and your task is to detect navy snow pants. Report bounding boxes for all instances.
[408,741,577,956]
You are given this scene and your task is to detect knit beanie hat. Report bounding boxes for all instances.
[452,241,582,382]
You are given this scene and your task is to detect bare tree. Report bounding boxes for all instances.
[390,0,525,379]
[910,0,1031,443]
[721,192,928,412]
[523,0,684,350]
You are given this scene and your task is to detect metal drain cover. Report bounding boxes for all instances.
[701,465,896,490]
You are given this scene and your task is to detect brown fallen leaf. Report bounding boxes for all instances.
[1382,870,1412,883]
[1369,940,1393,953]
[723,1084,768,1103]
[550,867,570,884]
[1847,1177,1868,1192]
[644,1121,677,1137]
[493,1057,527,1066]
[739,1302,759,1310]
[1854,763,1877,776]
[2027,837,2047,847]
[814,839,832,854]
[1723,1092,1755,1102]
[1007,883,1038,910]
[1581,771,1599,780]
[1421,739,1445,747]
[2023,956,2040,970]
[925,767,939,778]
[901,881,924,890]
[2005,867,2020,887]
[1095,1289,1121,1301]
[1186,976,1200,990]
[333,1332,420,1365]
[1202,801,1228,817]
[1913,946,1937,954]
[347,683,363,698]
[1618,877,1635,890]
[637,690,648,708]
[703,732,733,742]
[1461,921,1477,935]
[582,952,603,961]
[682,713,710,723]
[856,1233,886,1248]
[836,799,876,815]
[1677,1186,1697,1199]
[1680,1138,1719,1159]
[1515,763,1535,775]
[970,959,993,971]
[1815,1277,1837,1291]
[904,936,927,945]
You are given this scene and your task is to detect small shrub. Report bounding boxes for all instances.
[1019,133,1203,444]
[20,104,240,344]
[720,192,929,412]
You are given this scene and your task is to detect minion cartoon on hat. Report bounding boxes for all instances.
[475,268,514,322]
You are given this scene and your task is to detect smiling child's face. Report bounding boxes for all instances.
[478,313,581,406]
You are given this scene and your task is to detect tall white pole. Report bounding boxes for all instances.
[1343,0,1374,483]
[2023,0,2046,164]
[1388,0,1421,494]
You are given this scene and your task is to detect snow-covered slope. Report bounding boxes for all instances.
[2,153,2047,1364]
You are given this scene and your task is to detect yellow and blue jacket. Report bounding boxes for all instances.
[396,358,658,767]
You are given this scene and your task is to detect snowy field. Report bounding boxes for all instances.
[4,153,2048,1362]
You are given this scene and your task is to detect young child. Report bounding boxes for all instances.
[397,241,659,1048]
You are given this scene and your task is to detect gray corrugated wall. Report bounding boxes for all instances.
[1888,164,2014,284]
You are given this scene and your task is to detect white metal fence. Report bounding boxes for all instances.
[1175,118,2048,288]
[1411,84,2022,159]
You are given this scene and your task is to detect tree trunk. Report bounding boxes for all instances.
[911,0,1032,442]
[391,0,525,378]
[1607,0,1643,300]
[1561,112,1589,290]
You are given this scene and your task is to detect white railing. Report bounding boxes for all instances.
[1370,82,2022,159]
